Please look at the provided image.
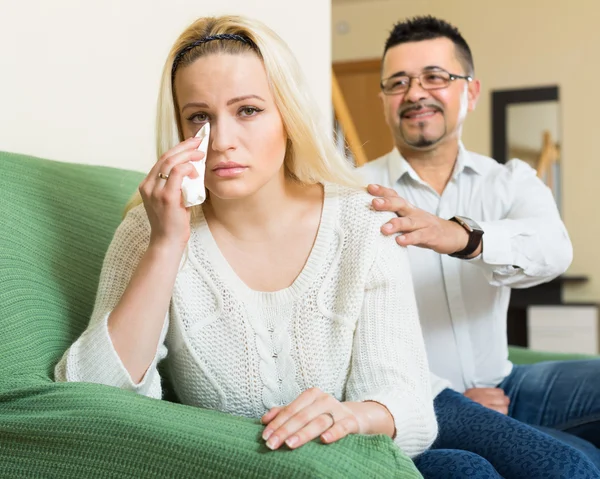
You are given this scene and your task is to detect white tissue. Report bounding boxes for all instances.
[181,123,210,207]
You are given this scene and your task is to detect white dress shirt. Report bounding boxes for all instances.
[359,145,572,395]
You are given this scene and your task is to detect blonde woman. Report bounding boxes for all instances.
[55,15,437,459]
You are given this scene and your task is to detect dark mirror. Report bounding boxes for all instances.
[492,86,561,211]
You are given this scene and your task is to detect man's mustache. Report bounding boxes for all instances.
[399,103,443,118]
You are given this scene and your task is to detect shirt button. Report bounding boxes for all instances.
[272,353,278,359]
[268,327,275,333]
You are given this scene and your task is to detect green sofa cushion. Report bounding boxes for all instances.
[1,379,417,478]
[508,345,596,365]
[0,151,421,478]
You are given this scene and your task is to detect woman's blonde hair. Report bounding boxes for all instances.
[125,15,360,214]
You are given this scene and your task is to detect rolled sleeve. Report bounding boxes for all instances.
[464,160,572,288]
[54,205,168,399]
[58,313,167,398]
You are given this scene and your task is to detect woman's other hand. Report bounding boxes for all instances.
[260,387,364,450]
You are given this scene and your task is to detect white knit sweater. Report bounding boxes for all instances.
[55,183,437,457]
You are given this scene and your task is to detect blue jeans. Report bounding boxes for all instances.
[414,449,501,478]
[500,359,600,449]
[415,388,600,478]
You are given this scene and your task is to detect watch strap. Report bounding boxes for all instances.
[449,217,484,258]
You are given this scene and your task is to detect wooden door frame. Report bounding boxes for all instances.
[333,58,381,75]
[332,58,390,164]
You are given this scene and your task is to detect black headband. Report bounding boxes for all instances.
[171,33,257,83]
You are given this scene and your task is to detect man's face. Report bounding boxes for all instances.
[379,37,480,152]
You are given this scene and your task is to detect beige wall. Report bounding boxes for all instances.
[333,0,600,302]
[0,0,331,172]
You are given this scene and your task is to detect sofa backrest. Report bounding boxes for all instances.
[0,151,144,384]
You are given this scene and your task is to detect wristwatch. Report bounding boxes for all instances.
[448,216,484,259]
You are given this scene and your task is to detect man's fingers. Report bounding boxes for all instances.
[396,231,421,247]
[491,405,509,415]
[482,388,510,406]
[372,196,414,217]
[465,388,506,397]
[381,216,418,235]
[464,388,510,413]
[367,184,399,198]
[487,395,510,407]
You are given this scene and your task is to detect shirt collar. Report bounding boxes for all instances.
[456,142,484,177]
[387,141,483,185]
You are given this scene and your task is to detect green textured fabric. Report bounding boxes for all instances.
[0,380,417,479]
[0,151,421,478]
[508,345,597,365]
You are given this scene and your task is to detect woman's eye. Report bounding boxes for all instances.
[239,107,261,117]
[189,113,209,124]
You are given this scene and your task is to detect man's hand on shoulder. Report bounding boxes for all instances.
[464,387,510,415]
[368,184,478,256]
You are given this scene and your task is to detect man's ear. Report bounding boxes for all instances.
[467,78,481,112]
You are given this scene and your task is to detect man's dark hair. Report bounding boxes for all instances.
[383,16,474,75]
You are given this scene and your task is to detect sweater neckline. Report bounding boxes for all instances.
[192,182,339,307]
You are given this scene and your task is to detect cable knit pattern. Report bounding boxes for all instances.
[55,182,437,457]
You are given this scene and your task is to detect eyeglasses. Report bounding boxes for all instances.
[380,69,472,95]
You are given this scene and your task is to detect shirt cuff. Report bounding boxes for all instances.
[464,220,520,276]
[64,313,161,396]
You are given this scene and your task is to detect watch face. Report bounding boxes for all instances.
[455,216,482,232]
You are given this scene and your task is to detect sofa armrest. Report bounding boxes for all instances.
[0,379,421,479]
[508,346,597,365]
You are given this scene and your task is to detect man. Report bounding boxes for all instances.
[360,15,600,477]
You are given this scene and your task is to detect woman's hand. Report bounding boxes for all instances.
[260,388,363,450]
[139,136,204,251]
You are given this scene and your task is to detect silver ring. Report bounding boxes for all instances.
[323,412,335,425]
[158,172,169,180]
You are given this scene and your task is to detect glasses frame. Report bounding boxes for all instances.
[380,69,473,96]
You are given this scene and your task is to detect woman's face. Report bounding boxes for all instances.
[174,52,288,200]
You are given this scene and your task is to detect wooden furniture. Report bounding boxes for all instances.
[507,275,599,354]
[535,130,560,198]
[528,305,598,355]
[332,59,392,163]
[331,68,368,166]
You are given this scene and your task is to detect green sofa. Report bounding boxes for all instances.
[0,151,422,478]
[0,150,591,478]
